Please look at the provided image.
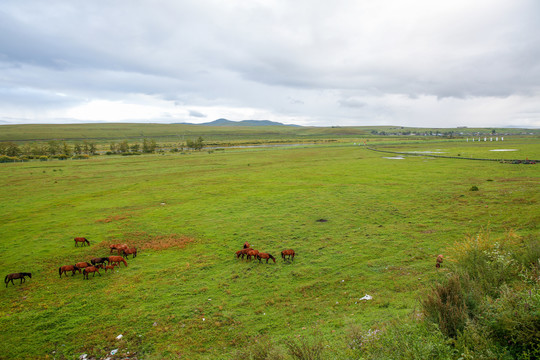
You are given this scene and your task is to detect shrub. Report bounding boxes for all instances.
[233,335,286,360]
[284,333,326,360]
[72,154,90,160]
[352,321,455,360]
[470,185,479,191]
[39,156,48,161]
[0,155,17,163]
[480,286,540,358]
[421,274,472,338]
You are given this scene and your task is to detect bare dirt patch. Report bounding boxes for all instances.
[101,231,195,251]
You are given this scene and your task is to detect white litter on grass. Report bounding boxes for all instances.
[110,349,118,355]
[79,354,88,360]
[116,334,123,340]
[383,156,404,160]
[359,294,373,301]
[202,318,206,321]
[490,149,518,152]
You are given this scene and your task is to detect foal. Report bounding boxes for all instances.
[74,237,90,247]
[83,264,103,280]
[5,273,32,287]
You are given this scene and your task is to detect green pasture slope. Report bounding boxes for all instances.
[0,137,539,359]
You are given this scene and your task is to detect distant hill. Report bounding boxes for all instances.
[195,119,301,127]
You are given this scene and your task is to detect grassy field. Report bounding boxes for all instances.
[0,136,538,359]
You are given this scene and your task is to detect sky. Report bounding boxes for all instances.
[1,0,539,128]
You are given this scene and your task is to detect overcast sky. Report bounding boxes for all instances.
[1,0,539,127]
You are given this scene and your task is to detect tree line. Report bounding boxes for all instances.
[0,137,206,162]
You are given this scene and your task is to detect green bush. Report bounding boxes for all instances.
[284,333,326,360]
[480,286,540,358]
[72,154,90,160]
[470,185,479,191]
[352,321,455,360]
[39,155,48,161]
[0,155,17,163]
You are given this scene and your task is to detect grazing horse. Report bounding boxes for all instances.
[281,249,296,261]
[74,237,90,247]
[75,262,92,273]
[5,273,32,287]
[122,247,137,259]
[243,242,250,249]
[109,243,128,254]
[59,265,79,278]
[91,257,109,266]
[108,256,128,267]
[104,264,118,272]
[83,265,103,280]
[236,248,251,259]
[247,249,259,261]
[436,254,444,268]
[257,253,276,263]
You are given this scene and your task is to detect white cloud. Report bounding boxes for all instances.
[0,0,539,127]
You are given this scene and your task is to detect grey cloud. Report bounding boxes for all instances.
[188,110,206,118]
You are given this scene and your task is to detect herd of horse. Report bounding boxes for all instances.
[4,239,138,287]
[235,242,296,263]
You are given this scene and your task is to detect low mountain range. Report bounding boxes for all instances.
[180,118,301,127]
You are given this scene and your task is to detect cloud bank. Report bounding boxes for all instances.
[1,0,539,127]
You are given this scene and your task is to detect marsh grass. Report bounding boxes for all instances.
[0,139,538,359]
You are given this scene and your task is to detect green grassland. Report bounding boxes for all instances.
[0,135,538,359]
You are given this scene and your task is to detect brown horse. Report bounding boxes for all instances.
[59,265,79,278]
[243,242,250,249]
[91,257,109,266]
[108,256,128,267]
[83,265,103,280]
[122,247,137,259]
[281,249,296,261]
[104,264,118,272]
[109,243,128,254]
[236,248,251,259]
[247,249,259,261]
[75,262,91,273]
[74,237,90,247]
[257,253,276,263]
[5,272,32,287]
[436,254,444,268]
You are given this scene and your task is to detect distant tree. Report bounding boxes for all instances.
[62,142,72,157]
[186,137,204,151]
[131,143,141,153]
[118,140,129,153]
[74,143,83,155]
[110,142,118,153]
[142,138,157,153]
[88,142,97,155]
[0,142,21,157]
[47,140,61,155]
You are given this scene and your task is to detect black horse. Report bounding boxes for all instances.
[5,272,32,287]
[91,257,109,266]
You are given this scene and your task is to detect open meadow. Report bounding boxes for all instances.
[0,135,539,359]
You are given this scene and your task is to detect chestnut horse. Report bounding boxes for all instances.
[83,265,103,280]
[436,254,444,268]
[91,257,109,267]
[243,242,250,249]
[75,262,91,273]
[74,237,90,247]
[281,249,295,261]
[122,247,137,259]
[109,244,128,254]
[108,256,128,267]
[257,253,276,263]
[59,265,79,278]
[247,249,259,261]
[236,248,251,259]
[4,272,32,287]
